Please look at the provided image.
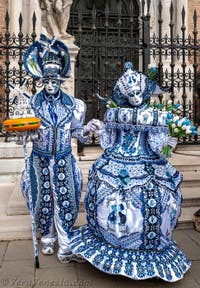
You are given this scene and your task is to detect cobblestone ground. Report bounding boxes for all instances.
[0,229,200,288]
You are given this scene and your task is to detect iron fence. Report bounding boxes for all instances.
[0,0,200,145]
[0,11,37,137]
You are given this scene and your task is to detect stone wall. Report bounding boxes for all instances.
[188,0,200,82]
[188,0,200,36]
[0,0,7,32]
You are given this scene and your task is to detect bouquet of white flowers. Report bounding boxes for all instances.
[160,101,197,157]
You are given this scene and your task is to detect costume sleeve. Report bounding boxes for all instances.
[71,99,90,144]
[147,130,169,156]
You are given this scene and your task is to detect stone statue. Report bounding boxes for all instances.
[38,0,73,38]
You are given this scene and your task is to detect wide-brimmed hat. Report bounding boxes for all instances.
[23,34,71,80]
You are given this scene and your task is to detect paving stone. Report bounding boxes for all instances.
[0,242,8,267]
[173,229,200,260]
[38,252,75,269]
[185,229,200,247]
[0,260,34,288]
[153,271,200,288]
[35,266,78,288]
[4,240,35,261]
[75,263,162,288]
[189,261,200,285]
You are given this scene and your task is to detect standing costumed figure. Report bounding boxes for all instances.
[22,34,99,263]
[69,62,191,281]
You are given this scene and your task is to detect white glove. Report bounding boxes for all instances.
[83,119,104,136]
[167,136,178,150]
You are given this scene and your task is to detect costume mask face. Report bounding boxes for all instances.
[127,90,143,106]
[43,79,61,95]
[124,72,142,106]
[117,70,145,107]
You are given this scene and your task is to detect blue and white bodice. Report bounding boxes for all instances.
[30,90,89,157]
[100,106,169,160]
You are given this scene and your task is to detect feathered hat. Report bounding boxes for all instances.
[23,34,71,80]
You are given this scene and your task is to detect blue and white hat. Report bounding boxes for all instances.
[112,62,169,107]
[23,34,71,80]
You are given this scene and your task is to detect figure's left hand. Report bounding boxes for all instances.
[167,136,178,150]
[83,119,104,135]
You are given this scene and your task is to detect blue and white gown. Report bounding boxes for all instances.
[21,89,89,254]
[69,105,191,282]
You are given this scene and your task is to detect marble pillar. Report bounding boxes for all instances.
[8,0,23,34]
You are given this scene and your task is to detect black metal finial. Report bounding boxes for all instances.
[158,0,162,22]
[141,0,145,18]
[92,4,96,30]
[129,0,133,23]
[19,13,23,32]
[117,0,122,25]
[31,12,37,41]
[78,10,82,32]
[170,1,174,22]
[181,6,185,25]
[105,2,109,27]
[147,0,151,17]
[5,10,10,31]
[32,11,36,30]
[193,9,197,29]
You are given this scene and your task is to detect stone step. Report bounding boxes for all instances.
[0,141,32,158]
[0,214,32,240]
[0,145,200,239]
[0,183,15,215]
[1,153,200,174]
[181,186,200,207]
[0,205,196,241]
[0,213,86,241]
[6,179,200,215]
[0,182,198,240]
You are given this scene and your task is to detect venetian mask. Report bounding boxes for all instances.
[43,79,61,95]
[117,68,147,107]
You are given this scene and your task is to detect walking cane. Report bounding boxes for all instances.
[22,131,40,268]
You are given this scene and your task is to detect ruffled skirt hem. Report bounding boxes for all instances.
[69,225,191,282]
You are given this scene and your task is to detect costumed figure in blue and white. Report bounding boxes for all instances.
[69,62,191,281]
[22,34,100,263]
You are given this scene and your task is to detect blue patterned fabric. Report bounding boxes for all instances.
[21,89,89,237]
[69,106,191,282]
[70,226,190,282]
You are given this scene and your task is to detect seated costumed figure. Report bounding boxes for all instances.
[69,62,191,281]
[22,34,99,263]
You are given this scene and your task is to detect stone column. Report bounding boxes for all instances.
[8,0,23,34]
[28,0,42,36]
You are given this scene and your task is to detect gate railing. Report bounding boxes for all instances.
[0,0,200,145]
[0,11,37,137]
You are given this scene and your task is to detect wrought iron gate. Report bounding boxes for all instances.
[67,0,140,123]
[0,0,200,147]
[0,11,37,137]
